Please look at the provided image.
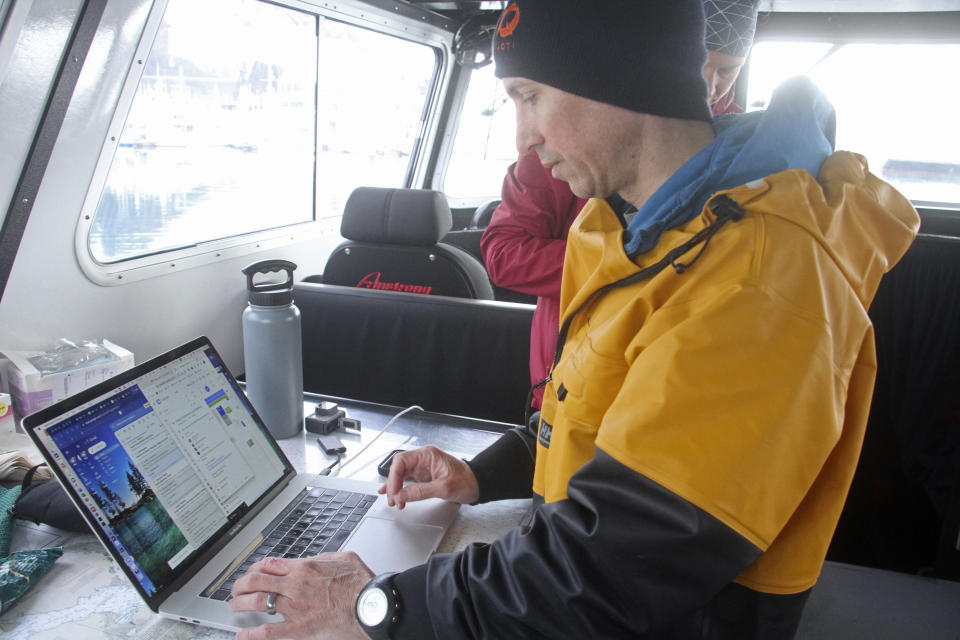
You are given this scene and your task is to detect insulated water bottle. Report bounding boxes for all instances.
[241,259,304,439]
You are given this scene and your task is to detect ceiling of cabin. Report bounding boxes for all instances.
[401,0,960,23]
[402,0,504,21]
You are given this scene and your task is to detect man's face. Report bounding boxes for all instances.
[503,77,646,200]
[703,49,746,105]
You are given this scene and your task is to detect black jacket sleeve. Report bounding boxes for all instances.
[393,447,762,639]
[465,426,536,503]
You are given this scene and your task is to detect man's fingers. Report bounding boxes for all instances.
[393,479,443,508]
[382,446,474,507]
[231,564,288,602]
[250,556,293,576]
[228,590,273,614]
[383,450,410,499]
[384,448,430,501]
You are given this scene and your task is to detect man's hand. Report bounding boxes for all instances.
[380,445,479,509]
[229,553,373,640]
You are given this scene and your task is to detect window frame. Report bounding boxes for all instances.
[0,0,32,107]
[747,10,960,218]
[431,60,520,209]
[428,61,479,205]
[75,0,453,286]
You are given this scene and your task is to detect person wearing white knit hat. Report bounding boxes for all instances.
[702,0,761,111]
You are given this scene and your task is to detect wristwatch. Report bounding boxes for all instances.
[355,572,401,639]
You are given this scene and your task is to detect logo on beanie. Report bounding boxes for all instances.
[497,2,520,43]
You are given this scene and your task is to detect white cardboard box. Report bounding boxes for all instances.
[5,340,134,425]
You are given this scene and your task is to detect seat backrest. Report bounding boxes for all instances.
[295,282,533,424]
[828,233,960,580]
[442,228,539,305]
[322,187,494,300]
[470,198,501,229]
[440,228,484,264]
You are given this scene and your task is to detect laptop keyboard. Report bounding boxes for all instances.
[204,487,377,601]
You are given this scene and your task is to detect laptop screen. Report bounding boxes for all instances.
[27,338,291,602]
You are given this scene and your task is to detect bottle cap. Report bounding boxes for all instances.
[242,260,297,307]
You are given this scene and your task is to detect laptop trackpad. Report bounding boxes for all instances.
[342,517,444,575]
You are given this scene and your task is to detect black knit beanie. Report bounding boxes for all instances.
[493,0,712,123]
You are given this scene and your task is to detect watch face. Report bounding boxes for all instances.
[357,587,389,627]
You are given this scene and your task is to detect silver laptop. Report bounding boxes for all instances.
[23,336,458,632]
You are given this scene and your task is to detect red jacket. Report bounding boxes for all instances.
[482,99,741,408]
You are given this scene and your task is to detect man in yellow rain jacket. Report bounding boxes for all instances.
[228,2,920,638]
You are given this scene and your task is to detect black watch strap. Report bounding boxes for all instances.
[356,572,401,639]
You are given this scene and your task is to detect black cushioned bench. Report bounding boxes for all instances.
[829,231,960,581]
[295,281,534,425]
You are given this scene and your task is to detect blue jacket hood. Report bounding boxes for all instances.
[623,76,837,257]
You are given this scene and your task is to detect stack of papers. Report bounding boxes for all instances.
[0,432,52,484]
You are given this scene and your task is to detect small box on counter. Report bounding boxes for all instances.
[5,340,134,426]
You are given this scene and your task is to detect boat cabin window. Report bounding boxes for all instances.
[442,61,515,206]
[81,0,441,275]
[747,41,960,210]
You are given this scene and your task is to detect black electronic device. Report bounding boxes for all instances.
[316,432,346,455]
[377,449,406,477]
[306,408,346,434]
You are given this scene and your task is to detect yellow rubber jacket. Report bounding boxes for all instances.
[534,151,920,594]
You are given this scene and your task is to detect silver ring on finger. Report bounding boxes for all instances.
[266,591,277,615]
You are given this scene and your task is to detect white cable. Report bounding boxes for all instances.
[332,405,422,476]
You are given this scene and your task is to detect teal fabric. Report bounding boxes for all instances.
[0,484,23,558]
[0,548,64,614]
[0,483,63,613]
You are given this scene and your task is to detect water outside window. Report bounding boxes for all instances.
[746,42,960,210]
[314,21,438,234]
[443,62,517,205]
[89,0,317,263]
[88,0,437,264]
